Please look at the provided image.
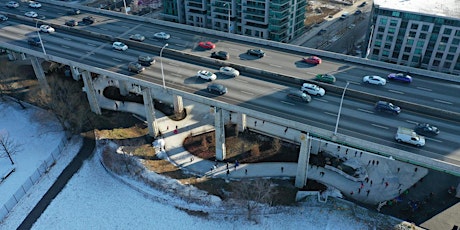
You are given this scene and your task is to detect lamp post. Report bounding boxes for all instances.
[224,3,231,33]
[333,82,349,136]
[160,43,168,89]
[35,17,47,56]
[122,0,128,15]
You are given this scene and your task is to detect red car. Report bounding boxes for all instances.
[303,56,322,64]
[198,41,216,49]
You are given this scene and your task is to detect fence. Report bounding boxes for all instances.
[0,136,68,222]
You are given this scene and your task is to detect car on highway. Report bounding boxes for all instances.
[127,62,145,73]
[211,51,229,60]
[0,15,8,22]
[315,74,336,84]
[112,42,128,51]
[65,20,78,27]
[287,90,312,103]
[27,37,41,46]
[395,127,425,147]
[24,11,38,18]
[67,8,80,15]
[387,73,412,83]
[6,1,19,8]
[219,66,239,77]
[358,1,367,7]
[414,123,440,136]
[363,75,386,85]
[246,49,265,58]
[374,101,400,114]
[207,83,227,95]
[29,1,41,8]
[355,10,362,15]
[303,56,322,64]
[138,55,155,66]
[300,83,325,96]
[39,25,55,33]
[153,32,170,40]
[82,16,95,25]
[196,70,217,81]
[198,41,216,49]
[129,34,145,42]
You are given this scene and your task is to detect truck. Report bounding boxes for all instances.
[395,127,425,147]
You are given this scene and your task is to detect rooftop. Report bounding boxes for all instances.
[374,0,460,19]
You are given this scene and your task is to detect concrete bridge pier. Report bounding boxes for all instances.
[81,70,101,115]
[6,50,17,61]
[118,80,130,96]
[142,87,159,137]
[70,66,81,81]
[215,107,227,161]
[295,133,312,188]
[30,56,50,93]
[237,113,247,133]
[173,94,184,115]
[20,52,27,60]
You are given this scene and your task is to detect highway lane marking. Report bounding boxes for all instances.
[63,37,72,41]
[348,81,360,85]
[175,43,186,47]
[357,108,374,114]
[168,62,180,67]
[234,78,248,83]
[240,90,254,95]
[405,120,418,125]
[100,28,108,31]
[324,111,337,116]
[112,58,122,62]
[121,25,130,29]
[388,89,404,94]
[315,98,328,103]
[171,73,182,77]
[425,137,442,143]
[228,48,239,51]
[87,43,96,47]
[61,45,70,49]
[371,123,389,129]
[434,99,453,105]
[417,86,432,91]
[269,63,282,68]
[280,101,295,106]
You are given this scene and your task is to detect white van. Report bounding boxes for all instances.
[395,127,425,147]
[340,12,349,20]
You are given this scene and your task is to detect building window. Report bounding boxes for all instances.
[420,33,427,39]
[438,45,446,51]
[391,11,400,17]
[422,25,430,31]
[409,31,416,37]
[382,50,389,57]
[404,47,411,52]
[417,41,424,47]
[444,62,451,68]
[447,54,454,60]
[392,53,399,58]
[411,24,419,30]
[444,28,452,35]
[456,30,460,37]
[412,56,420,63]
[407,39,414,45]
[433,60,440,66]
[388,28,395,33]
[390,20,398,27]
[384,43,391,49]
[373,49,380,55]
[377,34,383,40]
[415,48,422,54]
[435,52,443,58]
[387,36,394,41]
[453,38,460,45]
[379,18,388,25]
[441,37,449,43]
[402,54,409,60]
[449,47,457,53]
[375,41,382,46]
[378,27,385,32]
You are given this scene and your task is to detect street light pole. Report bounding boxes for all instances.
[333,82,350,136]
[160,43,169,89]
[224,3,231,33]
[35,17,47,56]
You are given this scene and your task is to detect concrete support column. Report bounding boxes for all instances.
[20,53,27,60]
[214,107,226,160]
[81,70,101,115]
[70,66,81,81]
[142,87,159,137]
[295,133,312,188]
[237,113,247,133]
[6,50,16,61]
[30,56,50,93]
[173,94,184,115]
[118,80,130,96]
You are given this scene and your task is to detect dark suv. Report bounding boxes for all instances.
[82,16,94,25]
[211,51,229,60]
[128,62,145,73]
[375,101,401,114]
[246,49,265,58]
[65,20,78,27]
[138,55,155,66]
[27,37,41,46]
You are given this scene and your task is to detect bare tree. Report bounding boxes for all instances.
[231,179,278,221]
[0,133,23,165]
[0,59,26,108]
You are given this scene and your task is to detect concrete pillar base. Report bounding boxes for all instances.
[215,107,226,160]
[81,70,101,115]
[295,133,311,188]
[143,87,159,137]
[173,94,184,115]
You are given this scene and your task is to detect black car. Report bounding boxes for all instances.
[0,14,8,22]
[27,37,41,46]
[207,83,227,95]
[246,49,265,58]
[65,20,78,27]
[211,51,229,60]
[82,16,94,25]
[374,101,401,114]
[67,9,80,15]
[138,55,155,66]
[358,2,367,7]
[414,123,439,136]
[128,62,145,73]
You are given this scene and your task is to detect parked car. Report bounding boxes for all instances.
[287,90,312,103]
[303,56,322,64]
[211,51,229,60]
[39,25,55,33]
[395,127,425,147]
[153,32,170,40]
[67,8,80,15]
[246,49,265,58]
[196,70,217,81]
[0,15,8,22]
[414,123,439,136]
[219,66,239,77]
[65,20,78,27]
[363,75,386,85]
[112,42,128,51]
[207,83,227,95]
[375,101,400,114]
[387,73,412,83]
[82,16,95,25]
[315,74,336,84]
[6,1,19,8]
[24,11,38,18]
[138,55,155,66]
[27,37,41,46]
[129,34,145,42]
[29,1,41,8]
[127,62,145,73]
[300,83,325,96]
[198,41,216,49]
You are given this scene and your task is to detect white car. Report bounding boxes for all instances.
[363,75,386,85]
[219,66,239,77]
[24,11,38,18]
[6,1,19,8]
[153,32,170,40]
[300,83,325,96]
[29,1,41,8]
[112,42,128,51]
[196,70,217,81]
[39,25,55,33]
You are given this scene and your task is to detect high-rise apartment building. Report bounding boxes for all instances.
[161,0,306,42]
[366,0,460,74]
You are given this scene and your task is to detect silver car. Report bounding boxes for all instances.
[219,66,239,77]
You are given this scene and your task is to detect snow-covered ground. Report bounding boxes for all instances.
[0,99,397,229]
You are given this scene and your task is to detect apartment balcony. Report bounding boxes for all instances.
[244,15,266,23]
[269,25,288,34]
[269,10,289,19]
[243,3,266,10]
[270,0,290,5]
